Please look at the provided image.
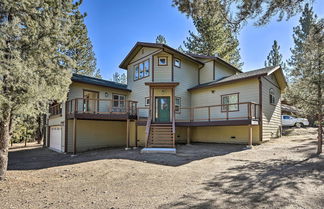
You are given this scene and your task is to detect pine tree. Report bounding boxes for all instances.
[264,40,285,67]
[288,3,316,76]
[287,19,324,154]
[172,0,310,29]
[156,35,167,44]
[111,72,127,84]
[67,1,99,77]
[0,0,77,179]
[183,7,243,68]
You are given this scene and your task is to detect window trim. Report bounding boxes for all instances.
[175,97,181,114]
[221,93,239,112]
[174,58,181,68]
[83,89,100,112]
[269,88,275,105]
[158,56,168,66]
[133,59,150,81]
[145,97,150,106]
[112,94,126,108]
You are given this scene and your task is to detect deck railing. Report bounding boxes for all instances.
[136,102,260,123]
[66,98,138,116]
[175,102,260,122]
[49,104,62,116]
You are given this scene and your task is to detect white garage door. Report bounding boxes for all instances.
[50,126,62,152]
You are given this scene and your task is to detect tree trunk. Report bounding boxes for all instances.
[0,115,11,180]
[317,114,323,154]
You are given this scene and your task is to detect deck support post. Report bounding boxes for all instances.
[248,125,253,148]
[135,121,138,147]
[187,126,190,144]
[72,118,77,155]
[126,119,130,149]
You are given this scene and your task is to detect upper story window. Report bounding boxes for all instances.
[269,88,275,105]
[158,56,168,66]
[174,58,181,68]
[175,97,181,113]
[134,59,150,81]
[221,93,239,112]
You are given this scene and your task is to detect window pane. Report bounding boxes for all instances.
[139,63,144,78]
[134,65,139,80]
[174,59,181,67]
[159,57,167,65]
[176,98,181,105]
[144,60,149,76]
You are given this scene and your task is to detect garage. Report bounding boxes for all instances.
[50,126,62,152]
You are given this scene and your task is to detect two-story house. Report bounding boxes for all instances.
[47,42,287,154]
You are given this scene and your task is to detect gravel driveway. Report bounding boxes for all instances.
[0,128,323,209]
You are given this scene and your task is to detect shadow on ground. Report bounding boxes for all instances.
[159,152,324,209]
[8,143,246,170]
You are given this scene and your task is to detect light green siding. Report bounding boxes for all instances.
[261,75,282,140]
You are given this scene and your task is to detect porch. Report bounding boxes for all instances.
[136,102,261,126]
[65,98,138,120]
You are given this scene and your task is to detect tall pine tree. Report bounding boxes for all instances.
[67,0,100,77]
[183,5,243,68]
[156,35,167,44]
[286,19,323,154]
[264,40,285,67]
[0,0,77,179]
[288,3,316,76]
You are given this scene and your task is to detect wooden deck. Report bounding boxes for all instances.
[66,98,137,121]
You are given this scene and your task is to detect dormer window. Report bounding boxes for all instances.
[174,58,181,68]
[158,56,168,66]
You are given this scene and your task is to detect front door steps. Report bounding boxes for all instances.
[147,123,174,148]
[141,147,176,154]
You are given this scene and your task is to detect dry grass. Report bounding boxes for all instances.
[0,128,323,209]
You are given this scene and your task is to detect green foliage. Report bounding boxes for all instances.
[172,0,310,30]
[264,40,285,67]
[156,35,167,44]
[181,3,243,68]
[0,0,76,120]
[67,1,99,77]
[111,72,127,84]
[288,4,316,77]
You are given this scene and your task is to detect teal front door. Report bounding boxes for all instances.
[155,97,170,122]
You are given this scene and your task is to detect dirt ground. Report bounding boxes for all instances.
[0,128,323,209]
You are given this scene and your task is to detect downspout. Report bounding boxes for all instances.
[258,77,263,142]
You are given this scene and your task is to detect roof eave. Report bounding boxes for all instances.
[188,74,265,91]
[71,80,131,92]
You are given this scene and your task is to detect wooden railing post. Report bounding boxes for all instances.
[226,104,229,120]
[248,102,251,120]
[74,99,78,113]
[208,106,211,122]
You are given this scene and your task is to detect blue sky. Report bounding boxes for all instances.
[79,0,323,79]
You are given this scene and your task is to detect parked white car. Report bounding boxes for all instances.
[282,115,309,127]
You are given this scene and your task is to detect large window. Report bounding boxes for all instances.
[134,59,150,80]
[269,88,275,105]
[221,93,239,112]
[175,97,181,113]
[113,94,126,112]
